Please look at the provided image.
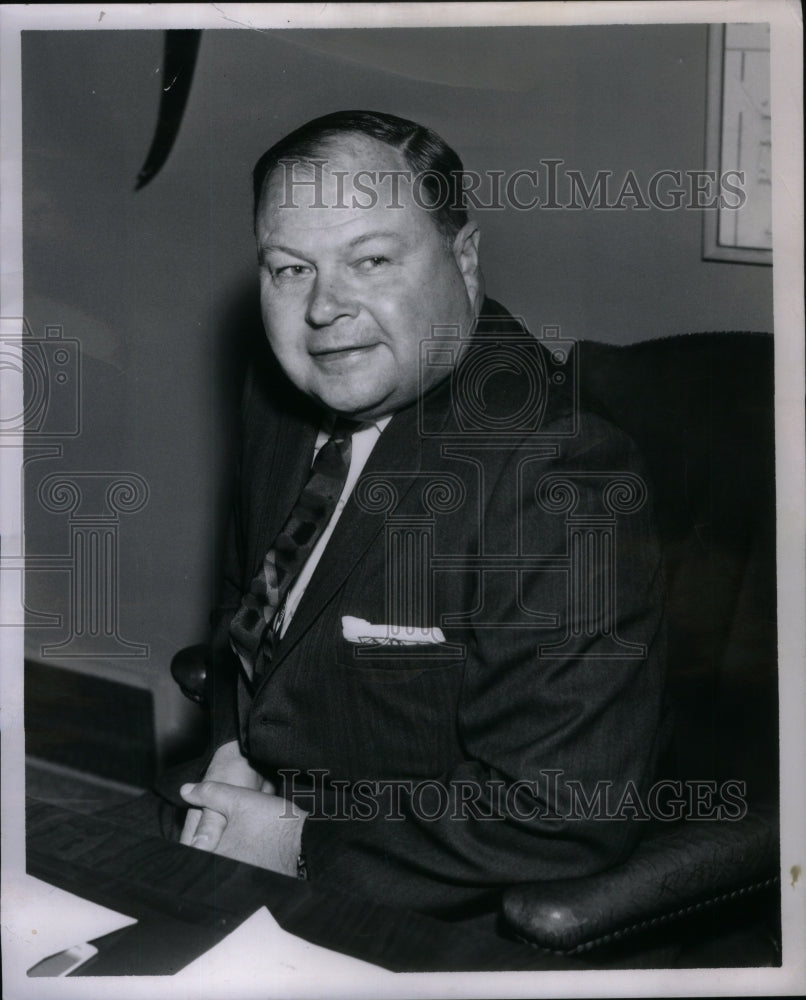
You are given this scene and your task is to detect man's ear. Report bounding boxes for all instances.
[452,221,483,310]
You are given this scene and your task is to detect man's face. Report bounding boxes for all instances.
[255,135,480,420]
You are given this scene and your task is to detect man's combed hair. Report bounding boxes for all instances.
[252,109,469,241]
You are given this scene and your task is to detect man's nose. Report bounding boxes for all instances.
[305,273,358,327]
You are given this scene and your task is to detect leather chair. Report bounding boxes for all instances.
[500,333,780,965]
[171,331,780,966]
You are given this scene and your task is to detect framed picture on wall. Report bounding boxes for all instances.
[703,22,772,264]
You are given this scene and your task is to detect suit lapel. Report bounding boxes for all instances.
[249,305,517,675]
[245,392,319,584]
[268,399,428,673]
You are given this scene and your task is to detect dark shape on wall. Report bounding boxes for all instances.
[135,29,202,190]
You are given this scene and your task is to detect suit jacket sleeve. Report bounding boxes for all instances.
[298,414,668,918]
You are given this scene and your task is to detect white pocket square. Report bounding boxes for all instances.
[341,616,446,646]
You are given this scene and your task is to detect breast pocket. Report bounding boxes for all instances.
[335,637,466,683]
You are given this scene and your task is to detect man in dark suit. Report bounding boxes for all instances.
[175,110,668,921]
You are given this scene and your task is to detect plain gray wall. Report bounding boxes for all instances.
[21,26,773,763]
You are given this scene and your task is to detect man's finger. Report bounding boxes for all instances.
[180,782,235,849]
[179,806,202,846]
[189,807,227,851]
[181,780,246,814]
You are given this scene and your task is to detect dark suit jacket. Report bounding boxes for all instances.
[191,300,668,920]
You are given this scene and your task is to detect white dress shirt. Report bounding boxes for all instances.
[275,416,391,637]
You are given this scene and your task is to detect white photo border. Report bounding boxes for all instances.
[1,3,803,998]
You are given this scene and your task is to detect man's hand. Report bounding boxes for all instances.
[179,740,269,851]
[179,781,308,877]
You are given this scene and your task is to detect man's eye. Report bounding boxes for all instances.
[274,264,311,278]
[356,255,390,272]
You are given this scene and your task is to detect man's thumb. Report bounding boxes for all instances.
[180,780,231,814]
[180,783,230,851]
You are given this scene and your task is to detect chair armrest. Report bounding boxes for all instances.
[502,811,779,954]
[170,643,210,705]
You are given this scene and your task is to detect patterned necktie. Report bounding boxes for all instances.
[229,419,356,685]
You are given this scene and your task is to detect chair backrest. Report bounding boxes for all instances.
[576,333,778,808]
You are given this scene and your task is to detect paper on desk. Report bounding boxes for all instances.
[177,906,397,989]
[4,876,395,989]
[2,874,137,972]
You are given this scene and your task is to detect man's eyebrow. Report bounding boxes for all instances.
[258,243,310,257]
[259,231,404,259]
[347,230,403,247]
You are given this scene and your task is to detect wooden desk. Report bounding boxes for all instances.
[26,798,581,976]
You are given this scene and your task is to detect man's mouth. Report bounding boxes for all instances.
[310,344,378,361]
